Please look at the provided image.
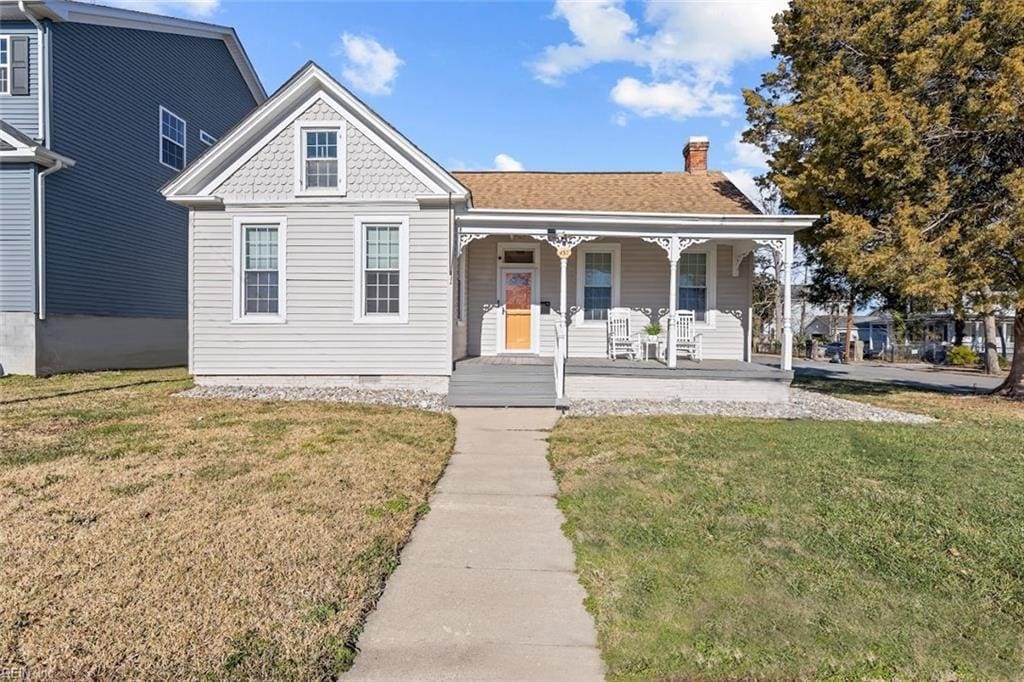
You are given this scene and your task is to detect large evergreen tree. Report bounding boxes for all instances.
[744,0,1024,395]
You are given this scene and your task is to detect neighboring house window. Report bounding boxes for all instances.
[677,249,716,325]
[295,122,345,195]
[160,106,186,170]
[199,129,217,146]
[576,244,620,324]
[354,216,408,323]
[233,217,286,323]
[0,37,8,95]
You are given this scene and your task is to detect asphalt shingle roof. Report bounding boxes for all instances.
[452,170,759,215]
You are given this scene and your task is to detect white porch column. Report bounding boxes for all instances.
[782,235,794,371]
[558,247,570,327]
[667,237,680,368]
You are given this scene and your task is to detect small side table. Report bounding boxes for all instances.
[638,335,663,362]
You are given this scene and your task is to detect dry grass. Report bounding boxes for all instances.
[0,369,454,680]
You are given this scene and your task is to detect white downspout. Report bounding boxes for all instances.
[18,1,45,143]
[36,161,63,319]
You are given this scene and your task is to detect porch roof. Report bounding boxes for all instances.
[453,170,758,215]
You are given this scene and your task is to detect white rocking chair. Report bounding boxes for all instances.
[671,309,703,362]
[607,307,638,360]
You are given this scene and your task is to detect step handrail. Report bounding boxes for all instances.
[553,319,567,399]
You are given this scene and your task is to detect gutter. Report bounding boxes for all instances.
[36,159,71,319]
[18,0,46,143]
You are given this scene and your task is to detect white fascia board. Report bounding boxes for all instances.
[416,194,469,208]
[165,195,223,207]
[455,210,817,234]
[462,207,819,223]
[42,0,266,102]
[0,145,75,168]
[168,66,466,199]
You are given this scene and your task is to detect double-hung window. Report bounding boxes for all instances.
[0,37,9,95]
[576,244,620,323]
[159,106,186,170]
[296,123,345,195]
[677,250,715,324]
[355,217,407,323]
[234,217,286,322]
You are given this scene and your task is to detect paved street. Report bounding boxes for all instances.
[755,355,1003,394]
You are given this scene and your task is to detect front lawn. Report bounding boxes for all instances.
[549,385,1024,680]
[0,369,454,679]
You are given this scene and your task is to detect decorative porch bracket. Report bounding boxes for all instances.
[533,233,600,325]
[639,237,707,368]
[456,232,488,257]
[752,237,794,371]
[531,233,599,258]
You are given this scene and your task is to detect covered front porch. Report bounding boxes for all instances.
[450,208,815,405]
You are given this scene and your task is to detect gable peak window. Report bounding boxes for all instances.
[159,106,186,171]
[296,122,345,195]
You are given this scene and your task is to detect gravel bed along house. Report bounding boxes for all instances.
[570,388,936,424]
[178,385,448,412]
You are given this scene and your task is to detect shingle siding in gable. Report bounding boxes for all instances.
[44,22,257,318]
[214,99,430,203]
[0,22,39,138]
[0,163,36,312]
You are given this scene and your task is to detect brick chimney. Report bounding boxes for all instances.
[683,136,709,174]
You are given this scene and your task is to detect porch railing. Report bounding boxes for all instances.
[553,319,567,400]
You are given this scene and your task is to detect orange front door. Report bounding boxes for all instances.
[503,270,533,351]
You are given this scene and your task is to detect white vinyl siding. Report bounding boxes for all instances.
[159,106,186,170]
[192,205,449,376]
[467,239,748,360]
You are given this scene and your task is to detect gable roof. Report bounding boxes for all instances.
[7,0,264,103]
[163,61,468,200]
[452,171,760,215]
[0,119,75,166]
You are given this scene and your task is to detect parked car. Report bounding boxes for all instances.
[824,341,846,362]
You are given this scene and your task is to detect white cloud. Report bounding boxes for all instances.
[534,0,785,121]
[86,0,219,17]
[612,112,629,127]
[724,168,762,208]
[611,77,737,120]
[336,33,403,96]
[729,132,769,170]
[493,153,525,171]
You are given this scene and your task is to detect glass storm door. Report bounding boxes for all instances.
[503,270,533,351]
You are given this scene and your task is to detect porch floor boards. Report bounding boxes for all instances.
[447,360,558,408]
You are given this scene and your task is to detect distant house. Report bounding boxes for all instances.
[163,63,817,406]
[804,311,895,352]
[922,307,1016,358]
[0,0,264,376]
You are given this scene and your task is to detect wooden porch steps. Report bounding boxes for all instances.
[447,361,558,408]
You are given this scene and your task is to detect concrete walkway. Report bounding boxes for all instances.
[343,408,605,682]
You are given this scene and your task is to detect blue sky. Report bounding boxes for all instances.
[110,0,786,201]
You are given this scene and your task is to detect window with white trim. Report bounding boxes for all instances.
[243,226,280,314]
[159,106,186,170]
[296,123,345,194]
[364,225,400,314]
[0,37,9,95]
[233,217,286,323]
[678,252,710,322]
[583,252,613,321]
[576,244,620,324]
[354,217,407,323]
[199,129,217,146]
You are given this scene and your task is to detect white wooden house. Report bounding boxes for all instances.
[163,63,816,406]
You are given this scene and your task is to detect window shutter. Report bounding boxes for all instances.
[11,36,29,96]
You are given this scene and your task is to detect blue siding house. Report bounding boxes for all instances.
[0,0,264,375]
